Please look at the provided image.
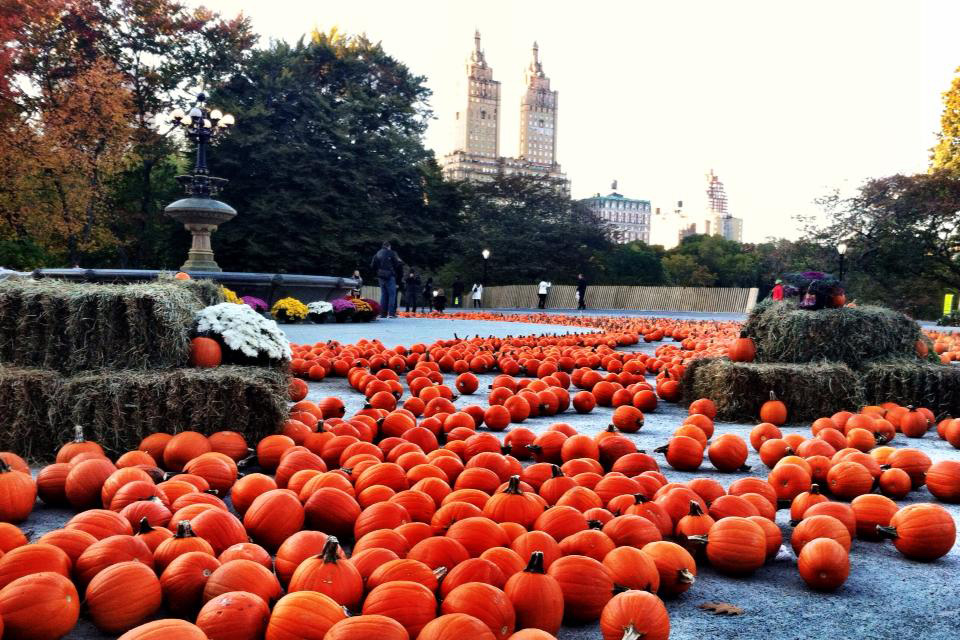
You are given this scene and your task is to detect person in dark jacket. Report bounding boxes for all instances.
[451,278,464,308]
[433,287,447,313]
[404,270,422,314]
[576,274,588,310]
[421,278,434,313]
[370,241,401,318]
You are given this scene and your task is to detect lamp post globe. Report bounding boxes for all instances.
[481,248,490,286]
[836,242,848,282]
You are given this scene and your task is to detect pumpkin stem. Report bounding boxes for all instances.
[622,624,647,640]
[653,444,669,454]
[769,390,777,401]
[876,525,899,539]
[0,458,10,473]
[587,519,603,530]
[175,520,197,538]
[688,500,704,516]
[524,551,546,574]
[550,465,563,478]
[526,444,542,453]
[612,583,629,595]
[73,425,86,442]
[137,517,153,534]
[810,484,821,495]
[739,329,749,338]
[606,424,619,433]
[738,464,752,472]
[686,534,708,545]
[322,536,341,563]
[874,433,887,444]
[677,568,696,584]
[433,566,448,581]
[633,493,649,504]
[504,475,523,495]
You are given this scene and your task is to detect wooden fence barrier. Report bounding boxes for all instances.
[357,285,758,314]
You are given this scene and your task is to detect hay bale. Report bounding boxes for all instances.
[0,279,218,374]
[681,357,863,423]
[0,366,61,461]
[860,359,960,418]
[51,366,289,457]
[742,300,929,368]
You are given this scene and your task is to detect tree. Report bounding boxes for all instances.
[809,170,960,317]
[3,0,255,267]
[931,65,960,172]
[665,234,760,287]
[662,253,717,287]
[442,174,613,286]
[209,31,457,275]
[599,241,666,285]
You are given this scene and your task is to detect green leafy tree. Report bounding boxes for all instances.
[932,65,960,172]
[662,253,717,286]
[664,234,759,287]
[209,31,459,275]
[599,241,666,285]
[442,174,613,285]
[809,170,960,317]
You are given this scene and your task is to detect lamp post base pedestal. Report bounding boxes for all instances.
[165,197,237,275]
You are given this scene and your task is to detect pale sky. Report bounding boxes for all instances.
[193,0,960,243]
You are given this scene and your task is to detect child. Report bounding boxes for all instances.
[433,287,447,313]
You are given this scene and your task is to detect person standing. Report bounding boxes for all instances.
[471,283,483,308]
[421,277,434,313]
[771,278,784,301]
[576,274,588,310]
[370,240,401,319]
[452,278,465,308]
[404,270,422,314]
[349,269,363,298]
[391,259,405,317]
[537,279,551,309]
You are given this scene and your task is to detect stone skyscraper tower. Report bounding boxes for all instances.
[454,30,501,159]
[443,32,567,188]
[518,42,558,166]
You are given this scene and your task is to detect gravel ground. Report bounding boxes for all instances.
[22,314,960,640]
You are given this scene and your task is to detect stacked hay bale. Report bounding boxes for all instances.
[682,299,960,422]
[0,279,288,459]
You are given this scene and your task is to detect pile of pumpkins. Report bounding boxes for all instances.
[1,387,958,638]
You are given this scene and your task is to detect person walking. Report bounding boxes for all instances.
[433,287,447,313]
[452,278,465,308]
[576,274,588,310]
[404,270,422,314]
[537,279,551,309]
[471,283,483,308]
[421,277,434,313]
[370,240,401,319]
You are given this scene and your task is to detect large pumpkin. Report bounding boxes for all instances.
[878,503,956,561]
[85,561,162,633]
[599,590,670,640]
[0,572,80,640]
[361,580,438,638]
[797,537,849,591]
[703,516,766,575]
[196,590,270,640]
[265,590,348,640]
[287,536,363,609]
[117,619,208,640]
[323,615,409,640]
[547,554,615,623]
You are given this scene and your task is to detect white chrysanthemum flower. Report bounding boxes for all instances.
[308,300,334,315]
[196,303,292,361]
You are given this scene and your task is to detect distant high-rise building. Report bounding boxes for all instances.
[442,32,567,188]
[581,181,651,244]
[704,169,743,242]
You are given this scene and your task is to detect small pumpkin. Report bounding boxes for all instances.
[117,619,208,640]
[0,458,36,523]
[440,582,515,640]
[189,336,222,368]
[85,561,162,633]
[361,580,438,638]
[287,536,362,609]
[727,330,756,363]
[503,551,565,634]
[418,613,497,640]
[196,590,270,640]
[547,554,616,623]
[759,390,787,425]
[877,503,956,561]
[323,615,410,640]
[159,551,221,615]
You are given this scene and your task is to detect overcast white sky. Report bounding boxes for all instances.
[193,0,960,242]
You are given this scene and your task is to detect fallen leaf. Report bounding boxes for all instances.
[699,602,745,616]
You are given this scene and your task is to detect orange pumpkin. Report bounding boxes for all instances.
[599,590,670,640]
[85,561,162,633]
[0,572,80,640]
[189,336,222,368]
[797,537,849,591]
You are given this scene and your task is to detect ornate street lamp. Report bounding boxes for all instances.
[481,248,490,286]
[836,242,848,282]
[164,93,237,272]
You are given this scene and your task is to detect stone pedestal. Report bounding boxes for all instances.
[165,197,237,273]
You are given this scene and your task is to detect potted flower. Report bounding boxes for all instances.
[351,298,374,322]
[270,297,309,324]
[363,298,381,319]
[331,298,356,323]
[307,300,334,324]
[241,295,269,316]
